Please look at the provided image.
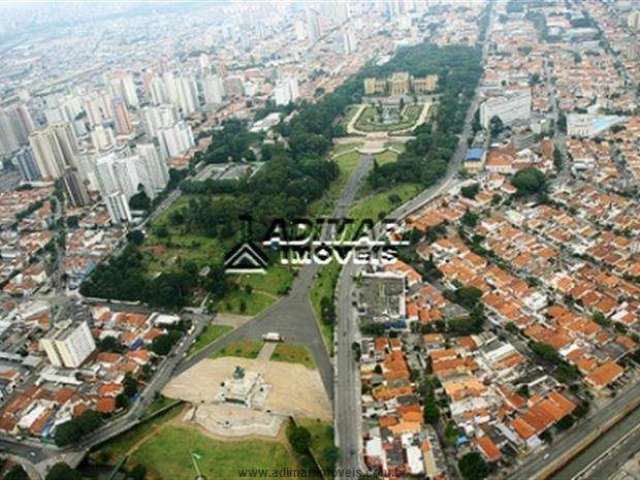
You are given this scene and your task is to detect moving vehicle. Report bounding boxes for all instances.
[262,332,284,342]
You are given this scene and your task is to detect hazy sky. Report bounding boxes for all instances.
[0,2,162,36]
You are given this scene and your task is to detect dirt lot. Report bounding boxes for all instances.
[163,356,332,421]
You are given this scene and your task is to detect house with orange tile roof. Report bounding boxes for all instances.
[96,397,116,414]
[476,435,502,463]
[384,260,421,286]
[585,361,624,390]
[98,383,124,398]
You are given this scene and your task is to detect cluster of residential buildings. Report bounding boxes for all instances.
[356,249,583,474]
[0,190,55,290]
[355,167,640,474]
[0,304,180,440]
[353,3,640,461]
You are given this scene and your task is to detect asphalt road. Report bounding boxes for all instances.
[512,380,640,480]
[573,419,640,480]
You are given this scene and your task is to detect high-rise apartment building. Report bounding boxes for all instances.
[83,92,113,127]
[163,72,199,115]
[0,103,34,155]
[40,320,96,369]
[95,152,139,224]
[157,121,195,159]
[203,74,225,106]
[140,104,178,139]
[62,168,91,207]
[273,77,300,106]
[28,123,79,179]
[135,143,169,198]
[306,8,321,44]
[90,125,117,152]
[108,71,139,108]
[149,76,168,105]
[112,97,133,135]
[343,28,357,55]
[13,147,40,182]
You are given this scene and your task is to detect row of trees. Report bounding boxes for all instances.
[43,462,146,480]
[80,241,229,310]
[54,410,103,446]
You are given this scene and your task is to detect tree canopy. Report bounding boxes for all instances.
[45,463,82,480]
[54,410,103,446]
[458,452,489,480]
[511,167,547,196]
[5,466,29,480]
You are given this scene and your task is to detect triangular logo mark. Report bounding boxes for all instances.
[224,242,268,274]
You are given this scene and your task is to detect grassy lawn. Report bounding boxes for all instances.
[309,261,340,355]
[271,343,316,369]
[332,142,363,157]
[188,324,233,355]
[128,425,298,480]
[350,182,422,227]
[213,264,294,317]
[233,264,295,297]
[143,395,180,418]
[298,418,336,475]
[216,289,275,316]
[374,150,399,166]
[385,142,406,154]
[92,403,184,464]
[309,150,361,217]
[211,339,264,359]
[341,104,363,130]
[354,104,422,132]
[145,195,293,317]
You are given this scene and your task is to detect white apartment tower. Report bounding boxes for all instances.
[83,92,113,127]
[28,123,79,179]
[40,320,96,369]
[90,124,117,152]
[95,152,138,223]
[203,74,225,106]
[134,143,169,198]
[273,77,300,106]
[149,76,168,105]
[343,28,357,55]
[163,72,199,115]
[141,104,178,139]
[157,121,195,159]
[108,71,139,108]
[176,75,200,115]
[306,8,321,44]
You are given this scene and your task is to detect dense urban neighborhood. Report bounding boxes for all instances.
[1,1,640,479]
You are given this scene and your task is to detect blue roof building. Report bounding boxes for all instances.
[465,148,485,162]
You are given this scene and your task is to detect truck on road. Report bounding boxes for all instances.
[262,332,284,342]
